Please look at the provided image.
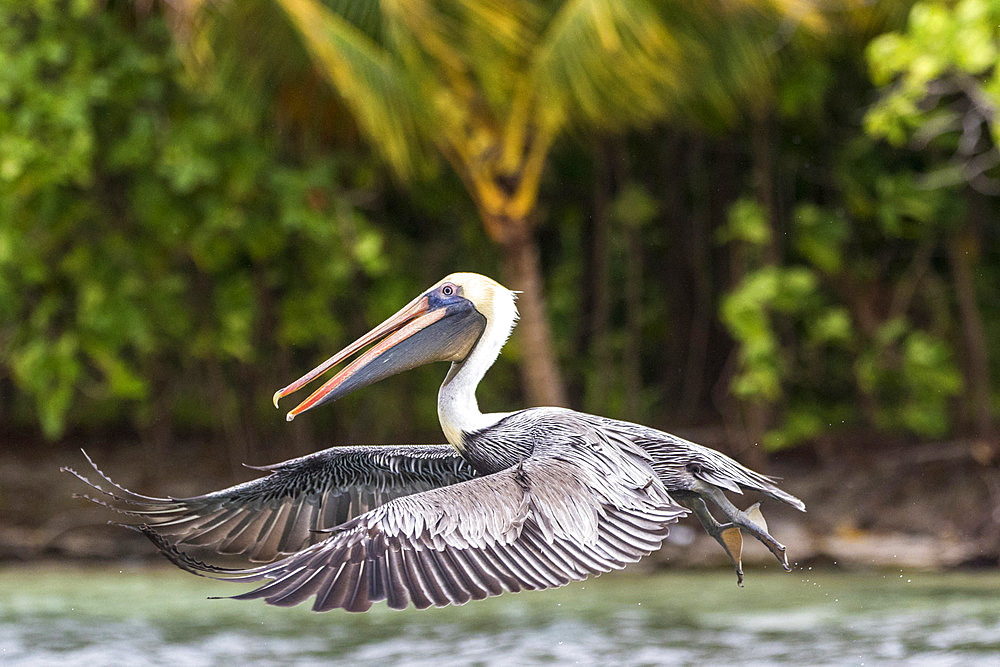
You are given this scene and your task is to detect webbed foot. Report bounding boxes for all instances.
[685,496,746,585]
[729,501,790,572]
[684,487,792,584]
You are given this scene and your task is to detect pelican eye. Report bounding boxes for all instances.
[441,284,455,296]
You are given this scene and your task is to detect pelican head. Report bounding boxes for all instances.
[274,273,513,421]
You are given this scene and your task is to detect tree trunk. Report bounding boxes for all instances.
[141,358,174,465]
[947,212,994,450]
[624,224,643,421]
[740,121,779,471]
[680,136,723,418]
[587,140,613,413]
[499,226,568,408]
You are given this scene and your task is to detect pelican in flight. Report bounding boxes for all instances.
[68,273,804,612]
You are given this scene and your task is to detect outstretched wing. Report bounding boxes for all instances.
[681,439,806,511]
[140,434,688,612]
[63,445,477,563]
[593,415,807,511]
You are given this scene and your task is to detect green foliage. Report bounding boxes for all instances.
[611,183,658,230]
[792,204,849,275]
[710,1,1000,450]
[719,146,966,448]
[856,322,963,436]
[263,0,787,183]
[0,0,992,458]
[866,0,1000,191]
[867,0,1000,119]
[716,198,772,247]
[719,200,858,449]
[0,1,395,439]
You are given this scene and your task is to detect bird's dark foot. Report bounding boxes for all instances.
[715,524,745,586]
[727,502,790,572]
[684,497,746,586]
[704,485,790,573]
[683,486,793,584]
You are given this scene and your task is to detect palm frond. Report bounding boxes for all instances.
[322,0,386,41]
[656,2,778,127]
[526,0,683,131]
[275,0,432,179]
[523,0,788,132]
[379,0,543,123]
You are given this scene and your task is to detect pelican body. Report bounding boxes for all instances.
[68,273,804,612]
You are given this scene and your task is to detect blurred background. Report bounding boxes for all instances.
[2,0,999,574]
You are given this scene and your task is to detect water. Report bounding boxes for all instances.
[1,564,998,665]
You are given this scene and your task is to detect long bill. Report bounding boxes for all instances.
[272,292,485,421]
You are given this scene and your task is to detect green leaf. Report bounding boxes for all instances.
[611,183,658,229]
[274,0,431,180]
[807,308,853,346]
[717,198,771,246]
[793,204,849,274]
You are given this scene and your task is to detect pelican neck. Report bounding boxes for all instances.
[437,292,517,449]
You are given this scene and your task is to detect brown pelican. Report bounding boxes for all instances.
[67,273,804,612]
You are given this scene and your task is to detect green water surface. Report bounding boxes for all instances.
[1,564,998,665]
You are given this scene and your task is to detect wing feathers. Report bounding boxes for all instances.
[137,450,686,612]
[383,548,410,610]
[64,445,478,564]
[417,550,459,606]
[72,413,699,612]
[410,550,450,608]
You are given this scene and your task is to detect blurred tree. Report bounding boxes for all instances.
[10,0,995,465]
[866,0,1000,449]
[171,0,791,407]
[706,0,1000,456]
[0,1,405,459]
[709,1,977,452]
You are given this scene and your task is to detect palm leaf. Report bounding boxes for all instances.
[525,0,786,133]
[527,0,683,130]
[274,0,433,179]
[378,0,543,131]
